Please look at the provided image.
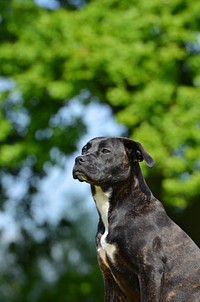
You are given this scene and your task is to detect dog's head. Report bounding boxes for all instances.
[72,137,155,185]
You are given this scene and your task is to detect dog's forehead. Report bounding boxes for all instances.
[85,137,125,150]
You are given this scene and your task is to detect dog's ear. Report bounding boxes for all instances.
[121,138,155,168]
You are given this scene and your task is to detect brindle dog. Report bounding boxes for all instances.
[73,137,200,302]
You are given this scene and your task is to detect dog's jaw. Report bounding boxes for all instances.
[72,170,88,182]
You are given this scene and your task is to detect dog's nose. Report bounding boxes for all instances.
[75,155,86,164]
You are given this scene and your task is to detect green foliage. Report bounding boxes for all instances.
[0,1,86,171]
[2,0,200,193]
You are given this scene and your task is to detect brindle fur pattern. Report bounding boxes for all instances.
[73,137,200,302]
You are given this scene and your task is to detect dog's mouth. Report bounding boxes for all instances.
[73,170,88,182]
[72,166,92,182]
[73,166,100,185]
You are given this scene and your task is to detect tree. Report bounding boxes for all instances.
[1,0,200,300]
[0,1,100,301]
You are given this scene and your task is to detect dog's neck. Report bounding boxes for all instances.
[91,163,152,208]
[131,163,152,198]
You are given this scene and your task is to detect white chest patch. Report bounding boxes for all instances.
[94,186,117,267]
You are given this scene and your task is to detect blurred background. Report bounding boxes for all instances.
[0,0,200,301]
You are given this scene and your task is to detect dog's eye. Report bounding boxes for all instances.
[82,146,87,154]
[101,148,111,154]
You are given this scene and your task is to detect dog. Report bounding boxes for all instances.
[72,136,200,302]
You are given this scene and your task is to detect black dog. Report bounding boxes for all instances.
[73,137,200,302]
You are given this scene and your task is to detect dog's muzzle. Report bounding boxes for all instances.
[73,155,88,181]
[73,152,98,183]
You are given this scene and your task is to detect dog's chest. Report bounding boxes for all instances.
[93,187,117,267]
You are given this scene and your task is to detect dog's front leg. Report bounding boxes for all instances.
[138,269,163,302]
[98,259,126,302]
[104,272,126,302]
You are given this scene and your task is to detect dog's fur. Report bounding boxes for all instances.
[73,137,200,302]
